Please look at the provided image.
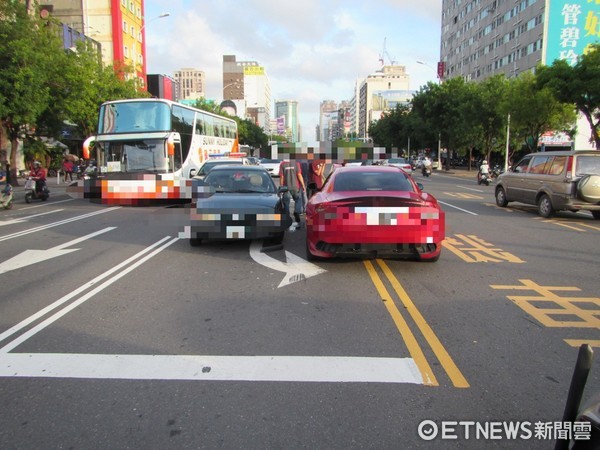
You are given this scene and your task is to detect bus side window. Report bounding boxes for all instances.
[173,142,182,171]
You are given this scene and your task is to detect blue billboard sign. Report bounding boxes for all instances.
[545,0,600,66]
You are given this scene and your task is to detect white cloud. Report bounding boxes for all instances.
[144,0,443,137]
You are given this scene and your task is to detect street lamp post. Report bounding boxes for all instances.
[417,60,443,171]
[134,12,170,83]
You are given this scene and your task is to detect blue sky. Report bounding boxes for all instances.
[144,0,443,139]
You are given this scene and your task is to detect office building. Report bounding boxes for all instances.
[355,65,412,140]
[274,101,299,143]
[222,55,272,133]
[174,68,205,100]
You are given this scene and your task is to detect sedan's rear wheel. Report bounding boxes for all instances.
[538,194,554,218]
[495,187,508,207]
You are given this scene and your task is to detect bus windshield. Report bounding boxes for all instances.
[99,101,171,134]
[99,139,169,173]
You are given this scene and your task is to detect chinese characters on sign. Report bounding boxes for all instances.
[546,1,600,66]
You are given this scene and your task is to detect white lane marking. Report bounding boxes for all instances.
[0,353,424,384]
[20,198,74,210]
[0,209,64,226]
[457,185,485,193]
[249,240,326,288]
[438,201,478,216]
[0,236,179,352]
[0,227,117,275]
[0,207,121,242]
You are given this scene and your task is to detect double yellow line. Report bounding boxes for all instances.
[363,259,469,388]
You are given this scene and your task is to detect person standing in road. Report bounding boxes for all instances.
[279,159,306,229]
[62,158,74,183]
[298,157,309,212]
[308,158,325,198]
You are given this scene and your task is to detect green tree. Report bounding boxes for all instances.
[411,78,479,169]
[46,40,145,140]
[369,104,412,153]
[536,43,600,149]
[192,98,223,115]
[0,1,61,182]
[503,71,576,153]
[235,117,268,151]
[472,75,510,164]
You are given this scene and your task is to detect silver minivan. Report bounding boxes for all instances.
[495,150,600,218]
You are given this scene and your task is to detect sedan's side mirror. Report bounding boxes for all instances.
[189,168,197,178]
[417,182,424,191]
[277,185,289,195]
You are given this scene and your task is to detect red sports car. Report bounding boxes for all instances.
[305,166,445,261]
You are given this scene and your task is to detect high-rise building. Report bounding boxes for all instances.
[440,0,545,81]
[319,101,338,142]
[274,101,299,143]
[337,101,352,140]
[439,0,598,148]
[355,65,412,140]
[222,55,272,133]
[174,68,205,100]
[39,0,169,88]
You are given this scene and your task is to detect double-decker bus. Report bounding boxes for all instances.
[79,98,239,204]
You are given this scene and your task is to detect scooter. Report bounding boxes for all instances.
[0,184,13,209]
[490,165,503,179]
[422,165,432,177]
[478,171,490,186]
[24,177,50,203]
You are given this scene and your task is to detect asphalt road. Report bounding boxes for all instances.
[0,169,598,449]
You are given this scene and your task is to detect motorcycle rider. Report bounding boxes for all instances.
[30,161,47,193]
[422,157,432,176]
[479,159,489,179]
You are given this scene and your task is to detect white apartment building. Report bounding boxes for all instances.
[355,65,413,140]
[174,68,205,100]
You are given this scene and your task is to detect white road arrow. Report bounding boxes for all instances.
[249,240,326,288]
[0,227,116,275]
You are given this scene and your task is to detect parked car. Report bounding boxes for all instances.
[187,165,292,246]
[259,158,283,177]
[305,165,445,261]
[495,150,600,218]
[384,157,412,173]
[192,157,250,180]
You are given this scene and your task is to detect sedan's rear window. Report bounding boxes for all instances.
[333,172,413,192]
